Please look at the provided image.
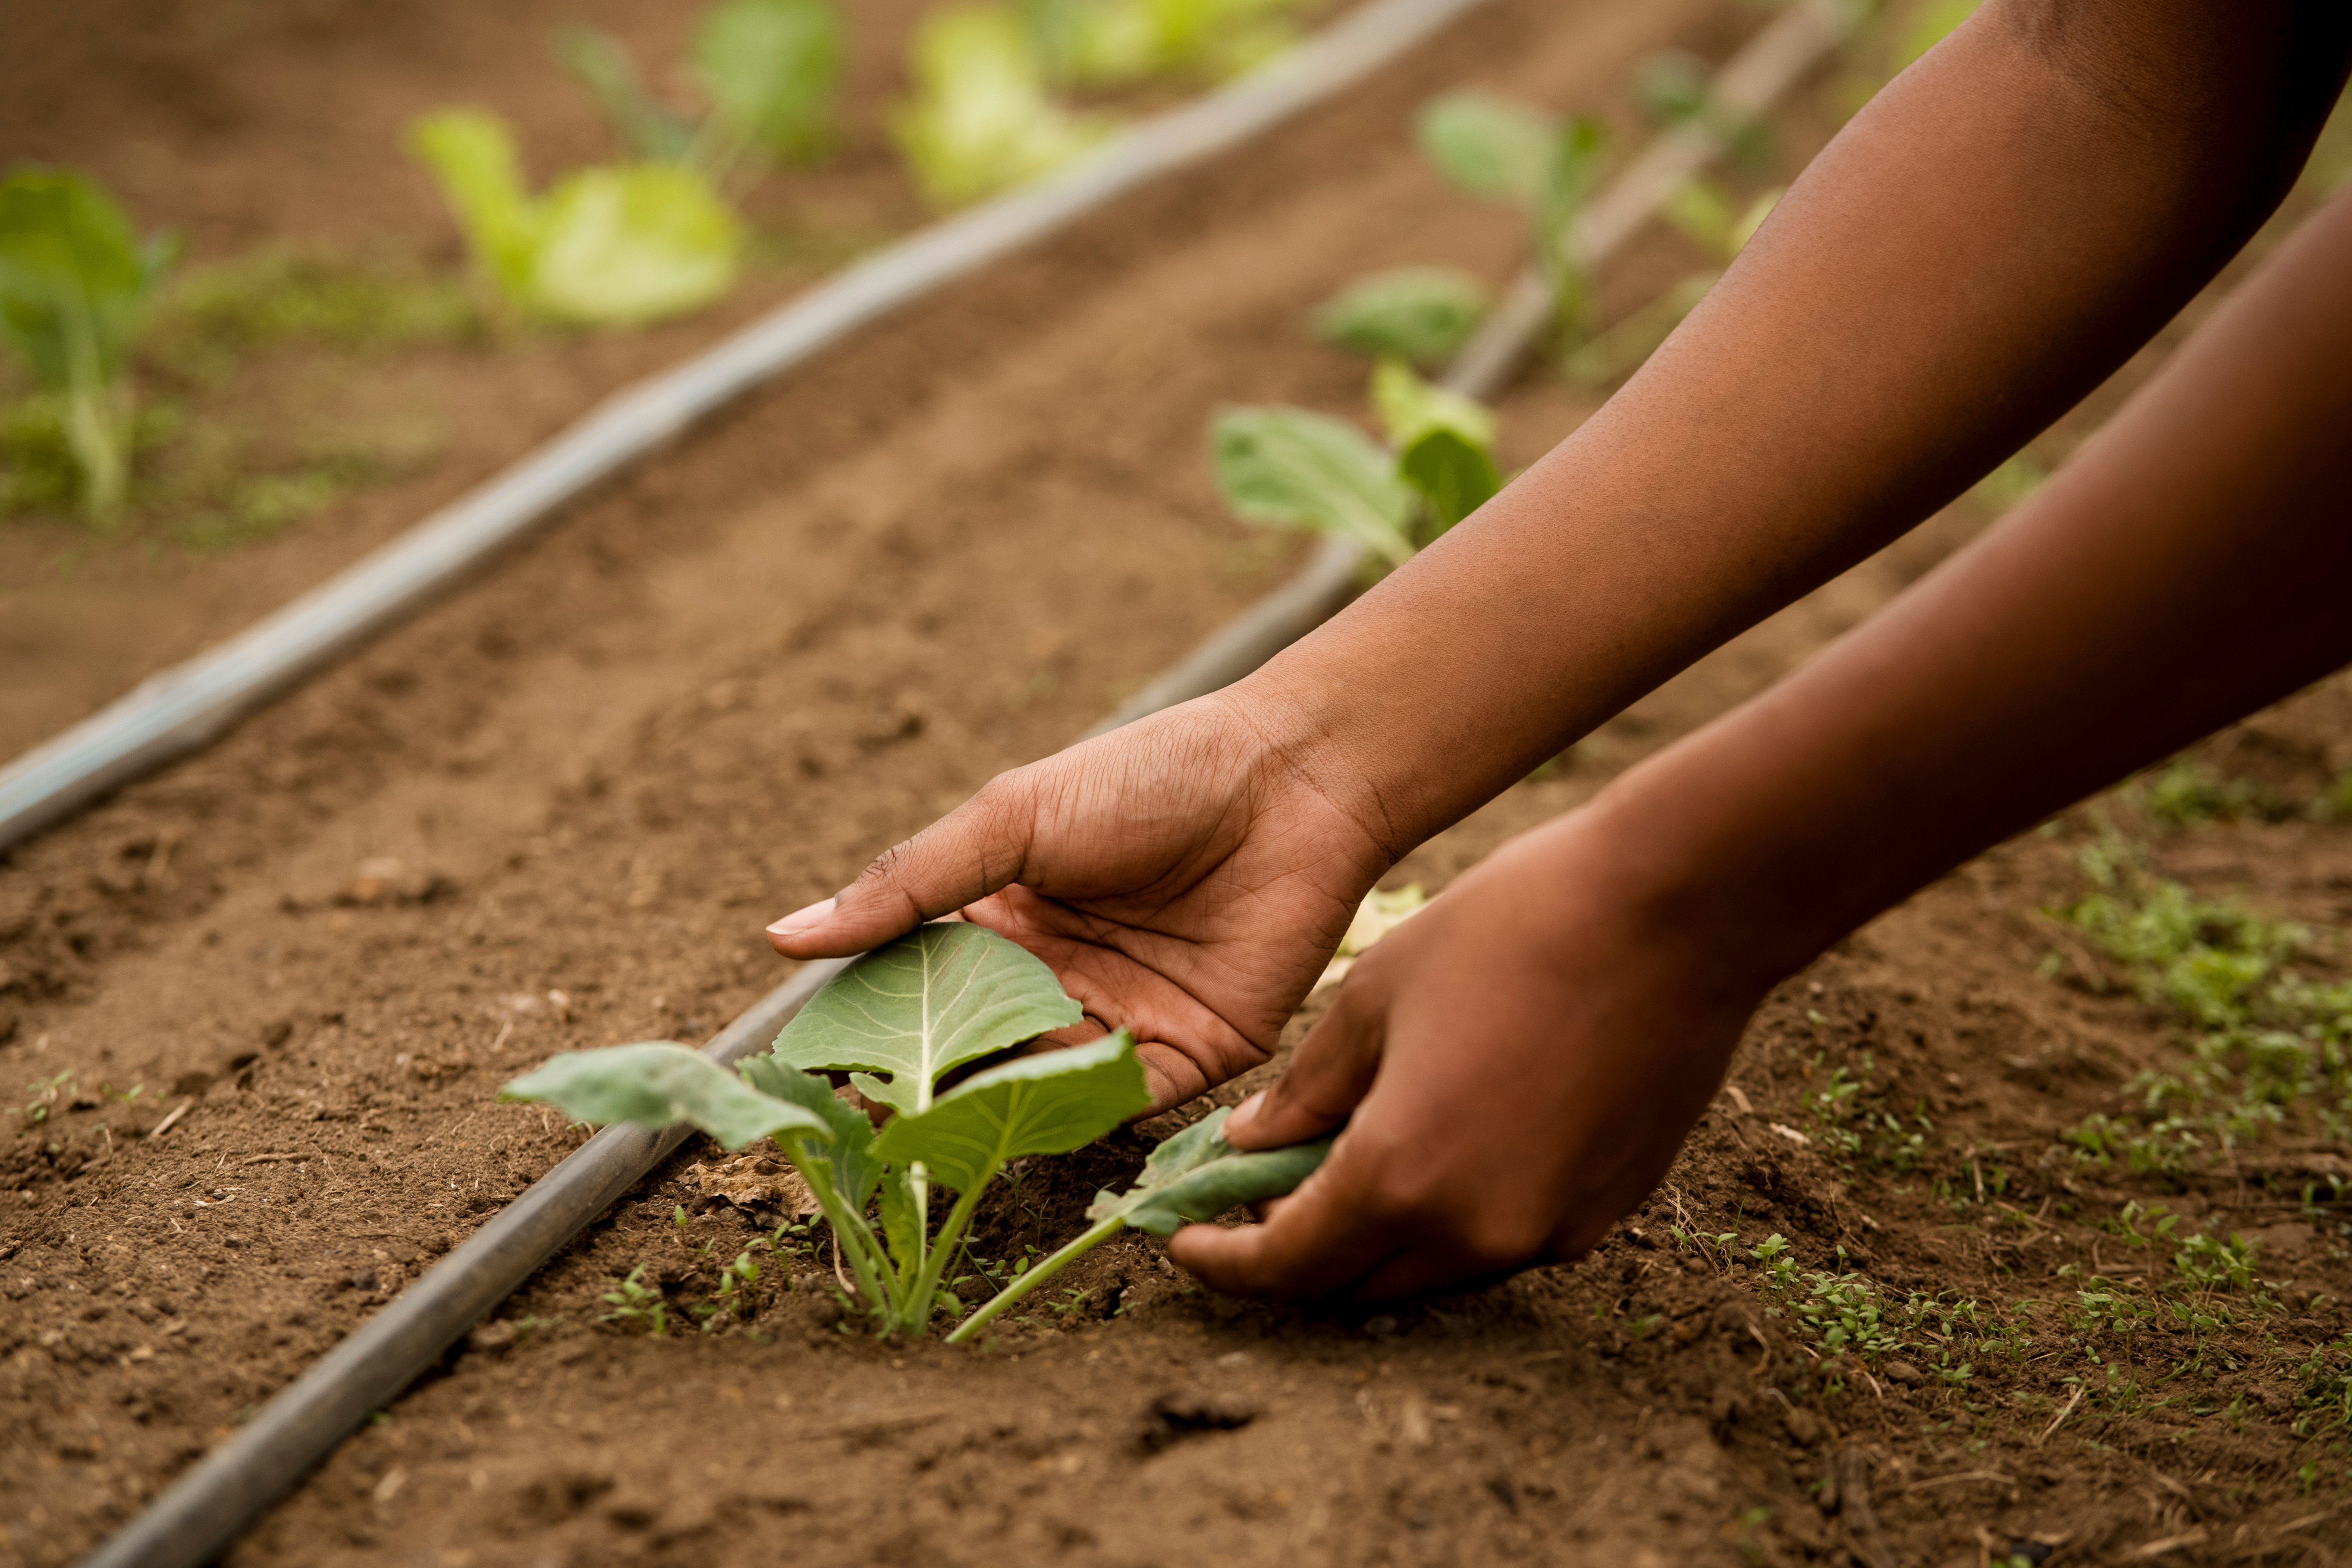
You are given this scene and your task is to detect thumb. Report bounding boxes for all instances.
[1222,968,1388,1150]
[766,774,1036,957]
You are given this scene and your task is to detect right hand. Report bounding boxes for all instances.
[763,691,1396,1110]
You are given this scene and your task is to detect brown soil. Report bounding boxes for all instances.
[8,4,2352,1567]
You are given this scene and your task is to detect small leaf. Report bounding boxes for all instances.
[875,1030,1150,1194]
[1368,358,1494,450]
[766,923,1083,1117]
[406,109,543,301]
[1087,1106,1330,1237]
[1209,405,1415,566]
[528,163,740,324]
[502,1042,828,1151]
[696,0,844,162]
[736,1054,883,1209]
[1415,91,1556,208]
[1311,267,1488,367]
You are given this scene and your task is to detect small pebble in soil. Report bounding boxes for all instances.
[1882,1360,1923,1387]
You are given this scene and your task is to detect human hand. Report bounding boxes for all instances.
[1169,799,1766,1298]
[763,691,1396,1110]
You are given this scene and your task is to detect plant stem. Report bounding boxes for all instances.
[945,1213,1123,1345]
[902,1177,990,1333]
[786,1141,895,1322]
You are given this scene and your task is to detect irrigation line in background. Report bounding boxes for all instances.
[0,0,1496,858]
[77,6,1855,1565]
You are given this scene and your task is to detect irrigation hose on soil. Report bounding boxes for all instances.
[76,6,1855,1565]
[0,0,1495,858]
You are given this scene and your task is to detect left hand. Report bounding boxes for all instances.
[1169,799,1765,1298]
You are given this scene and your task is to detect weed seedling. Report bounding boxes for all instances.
[601,1265,670,1335]
[506,922,1331,1339]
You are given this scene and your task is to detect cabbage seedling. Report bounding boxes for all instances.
[407,109,741,326]
[0,170,175,518]
[892,6,1111,209]
[1414,90,1606,336]
[1211,358,1501,564]
[559,0,845,185]
[502,922,1329,1337]
[1017,0,1312,87]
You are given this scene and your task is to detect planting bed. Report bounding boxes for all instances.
[9,3,2352,1565]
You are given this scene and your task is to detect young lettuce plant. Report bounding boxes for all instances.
[1309,266,1491,370]
[0,170,175,519]
[407,109,741,327]
[503,922,1330,1338]
[1414,90,1607,339]
[891,6,1111,209]
[1016,0,1311,87]
[1210,357,1501,566]
[558,0,845,188]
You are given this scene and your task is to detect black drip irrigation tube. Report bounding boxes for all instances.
[76,5,1855,1564]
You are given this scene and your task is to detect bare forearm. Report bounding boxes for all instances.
[1601,186,2352,993]
[1245,0,2349,858]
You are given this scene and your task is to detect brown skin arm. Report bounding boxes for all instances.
[768,2,2352,1283]
[1178,182,2352,1297]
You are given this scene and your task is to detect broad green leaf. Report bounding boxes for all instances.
[766,922,1083,1117]
[891,6,1109,209]
[502,1041,829,1151]
[1368,357,1494,450]
[556,26,699,163]
[875,1030,1150,1193]
[696,0,844,162]
[407,110,544,300]
[1416,91,1556,208]
[1310,267,1488,367]
[736,1054,884,1208]
[1087,1105,1331,1237]
[529,163,741,324]
[1399,429,1498,536]
[1210,405,1415,566]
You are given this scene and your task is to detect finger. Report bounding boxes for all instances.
[766,774,1035,956]
[1167,1134,1402,1297]
[1221,971,1387,1150]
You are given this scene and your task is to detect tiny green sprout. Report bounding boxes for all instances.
[601,1265,669,1335]
[503,922,1330,1341]
[1046,1286,1093,1318]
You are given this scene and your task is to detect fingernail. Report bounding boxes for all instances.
[765,897,836,937]
[1225,1090,1266,1134]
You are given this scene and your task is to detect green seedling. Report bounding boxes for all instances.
[1414,91,1607,337]
[1210,358,1502,565]
[504,922,1330,1339]
[1017,0,1309,85]
[601,1264,670,1334]
[892,6,1110,209]
[559,0,844,185]
[0,169,176,518]
[406,109,741,326]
